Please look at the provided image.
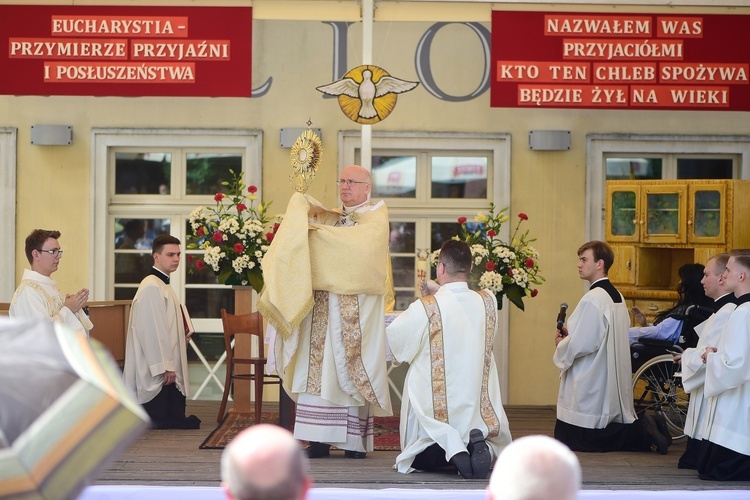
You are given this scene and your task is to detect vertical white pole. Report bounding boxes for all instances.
[360,0,373,172]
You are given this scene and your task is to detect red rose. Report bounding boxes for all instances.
[196,226,205,237]
[508,269,514,276]
[234,243,245,254]
[487,229,497,237]
[248,185,258,194]
[195,259,205,271]
[518,213,528,221]
[212,232,224,243]
[236,203,247,212]
[525,258,535,268]
[531,289,538,297]
[486,261,496,271]
[273,223,280,233]
[457,216,467,224]
[214,193,224,202]
[266,232,275,243]
[187,254,195,263]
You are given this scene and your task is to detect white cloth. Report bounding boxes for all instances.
[9,269,93,336]
[681,299,736,440]
[554,284,636,429]
[123,275,190,405]
[386,282,512,473]
[702,300,750,455]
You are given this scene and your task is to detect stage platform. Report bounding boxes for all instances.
[91,401,750,494]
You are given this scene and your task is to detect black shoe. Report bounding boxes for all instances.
[468,429,491,479]
[450,451,473,479]
[642,415,668,454]
[344,450,367,459]
[306,442,331,458]
[651,412,673,447]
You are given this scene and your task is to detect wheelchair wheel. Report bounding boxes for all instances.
[632,354,688,443]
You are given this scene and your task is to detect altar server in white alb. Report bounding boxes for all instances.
[10,229,92,336]
[123,234,200,430]
[677,253,736,469]
[698,250,750,481]
[259,165,393,459]
[554,240,671,453]
[386,240,512,479]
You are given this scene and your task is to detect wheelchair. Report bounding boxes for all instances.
[629,305,713,443]
[631,338,687,442]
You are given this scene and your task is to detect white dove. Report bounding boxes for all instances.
[317,68,419,119]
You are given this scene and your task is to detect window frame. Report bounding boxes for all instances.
[91,128,263,303]
[586,134,750,243]
[0,128,17,301]
[341,130,511,403]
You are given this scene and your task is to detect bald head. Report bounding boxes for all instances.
[221,424,310,500]
[339,164,371,206]
[487,435,581,500]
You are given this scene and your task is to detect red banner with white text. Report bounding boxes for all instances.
[0,5,252,97]
[491,11,750,110]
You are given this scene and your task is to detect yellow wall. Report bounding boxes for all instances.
[6,1,750,405]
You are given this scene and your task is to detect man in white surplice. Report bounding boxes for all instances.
[677,253,735,470]
[554,240,670,453]
[259,165,393,459]
[10,229,92,336]
[386,240,511,479]
[698,251,750,481]
[123,234,200,430]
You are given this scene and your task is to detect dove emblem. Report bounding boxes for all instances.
[316,65,419,124]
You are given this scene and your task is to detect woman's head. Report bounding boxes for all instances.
[677,263,710,307]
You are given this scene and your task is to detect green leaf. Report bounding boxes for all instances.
[505,283,525,311]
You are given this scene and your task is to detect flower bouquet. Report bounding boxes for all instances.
[187,170,276,291]
[432,204,544,310]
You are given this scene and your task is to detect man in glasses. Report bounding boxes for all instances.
[259,164,394,460]
[10,229,92,335]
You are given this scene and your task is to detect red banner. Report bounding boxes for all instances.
[491,11,750,110]
[0,5,251,97]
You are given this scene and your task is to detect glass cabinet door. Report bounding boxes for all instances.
[606,183,640,243]
[641,185,687,244]
[689,183,726,245]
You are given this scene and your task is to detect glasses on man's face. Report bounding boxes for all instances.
[38,248,63,258]
[336,179,369,187]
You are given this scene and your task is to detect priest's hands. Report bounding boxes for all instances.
[64,288,89,313]
[420,279,439,297]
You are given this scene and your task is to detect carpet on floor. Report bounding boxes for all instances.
[200,411,400,451]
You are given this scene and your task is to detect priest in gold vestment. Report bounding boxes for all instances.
[259,165,393,459]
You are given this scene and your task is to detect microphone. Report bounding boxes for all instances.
[556,303,568,332]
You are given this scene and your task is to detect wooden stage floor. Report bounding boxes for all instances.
[95,400,750,492]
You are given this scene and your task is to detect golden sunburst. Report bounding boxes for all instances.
[289,127,322,193]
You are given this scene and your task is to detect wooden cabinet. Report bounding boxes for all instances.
[606,179,750,305]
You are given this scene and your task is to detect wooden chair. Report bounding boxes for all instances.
[217,309,281,423]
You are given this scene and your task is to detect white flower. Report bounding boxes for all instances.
[219,217,240,235]
[203,246,225,273]
[479,270,503,294]
[493,246,516,265]
[512,267,529,287]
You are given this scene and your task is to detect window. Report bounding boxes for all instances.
[342,131,511,402]
[92,129,262,400]
[586,135,750,242]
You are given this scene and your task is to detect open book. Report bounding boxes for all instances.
[180,304,195,342]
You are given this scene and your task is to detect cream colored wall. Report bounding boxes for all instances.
[7,2,750,405]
